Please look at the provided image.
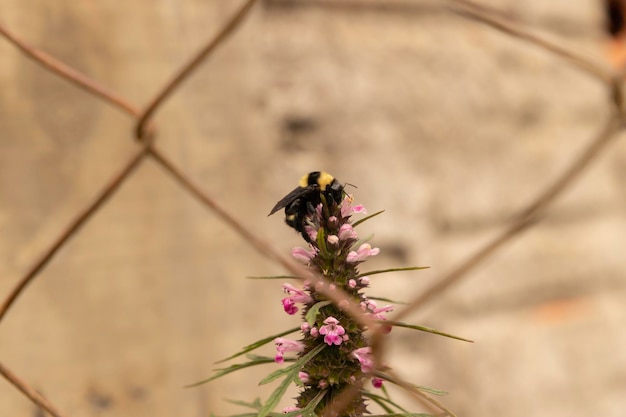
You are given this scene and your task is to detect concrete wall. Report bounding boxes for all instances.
[1,1,625,416]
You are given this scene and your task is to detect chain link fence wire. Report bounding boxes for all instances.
[1,0,625,416]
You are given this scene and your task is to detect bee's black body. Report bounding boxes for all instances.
[269,171,344,242]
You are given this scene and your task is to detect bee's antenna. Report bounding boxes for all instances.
[344,182,357,190]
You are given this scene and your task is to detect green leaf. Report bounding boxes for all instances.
[379,383,392,400]
[245,354,280,361]
[316,227,328,255]
[375,372,456,417]
[296,388,327,417]
[259,344,325,386]
[367,413,434,417]
[352,210,385,227]
[319,194,330,218]
[246,275,298,280]
[387,321,474,343]
[258,371,296,417]
[185,356,276,387]
[363,391,409,413]
[356,266,429,279]
[214,413,260,417]
[256,344,326,417]
[225,398,263,410]
[415,385,448,396]
[259,364,297,386]
[305,301,332,326]
[282,410,305,417]
[215,409,285,417]
[368,296,408,305]
[362,392,396,413]
[215,327,300,363]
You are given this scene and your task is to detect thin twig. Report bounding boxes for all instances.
[447,0,614,83]
[148,146,283,264]
[0,361,69,417]
[135,0,259,139]
[0,21,140,117]
[391,112,622,324]
[0,143,152,324]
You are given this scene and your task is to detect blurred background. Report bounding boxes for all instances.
[1,0,626,416]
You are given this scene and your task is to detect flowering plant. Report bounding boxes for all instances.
[190,181,470,417]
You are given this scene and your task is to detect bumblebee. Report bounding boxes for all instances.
[269,171,345,242]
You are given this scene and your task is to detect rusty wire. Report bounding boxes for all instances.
[1,0,625,416]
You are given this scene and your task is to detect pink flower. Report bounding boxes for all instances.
[362,300,394,328]
[304,225,317,242]
[352,347,374,373]
[298,371,310,383]
[359,276,370,286]
[281,283,313,315]
[282,406,301,417]
[372,377,384,389]
[282,283,313,303]
[319,316,346,346]
[348,279,357,288]
[283,407,300,413]
[327,234,339,245]
[370,304,394,321]
[380,323,393,334]
[300,322,310,334]
[340,196,367,217]
[291,246,317,264]
[274,338,304,363]
[346,243,380,263]
[338,224,358,241]
[281,298,298,315]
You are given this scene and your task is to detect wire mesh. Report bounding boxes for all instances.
[1,1,625,416]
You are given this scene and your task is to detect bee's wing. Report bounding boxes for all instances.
[268,185,317,216]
